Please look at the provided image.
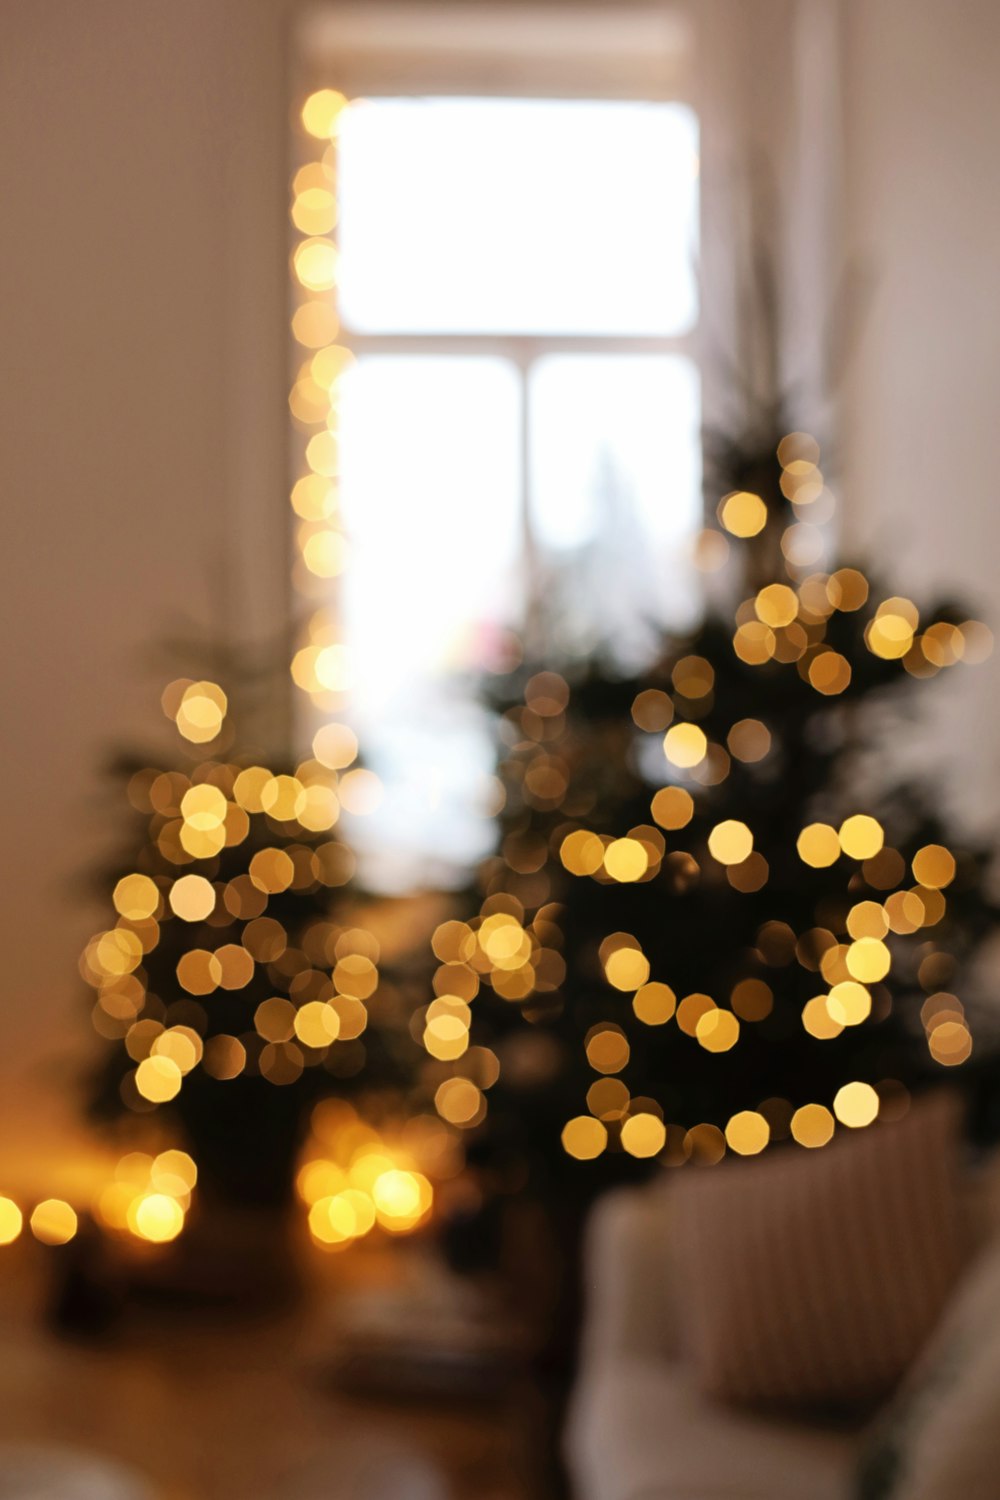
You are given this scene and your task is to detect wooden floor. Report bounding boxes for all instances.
[0,1241,539,1500]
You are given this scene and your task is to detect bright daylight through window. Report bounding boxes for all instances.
[312,93,699,891]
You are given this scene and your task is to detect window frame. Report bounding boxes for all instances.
[290,4,700,888]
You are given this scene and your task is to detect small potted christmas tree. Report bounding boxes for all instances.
[80,640,420,1301]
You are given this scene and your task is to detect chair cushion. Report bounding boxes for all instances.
[566,1356,856,1500]
[669,1091,966,1409]
[856,1234,1000,1500]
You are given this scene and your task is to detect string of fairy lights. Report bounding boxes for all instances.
[288,89,363,731]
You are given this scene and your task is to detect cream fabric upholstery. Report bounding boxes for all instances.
[878,1238,1000,1500]
[567,1357,854,1500]
[577,1181,679,1367]
[566,1147,1000,1500]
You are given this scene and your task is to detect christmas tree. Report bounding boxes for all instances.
[424,404,999,1243]
[82,652,417,1209]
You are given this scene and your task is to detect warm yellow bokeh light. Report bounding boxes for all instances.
[650,786,694,829]
[846,938,891,983]
[168,874,216,922]
[928,1020,972,1066]
[291,186,337,236]
[294,1001,341,1048]
[249,847,295,893]
[176,948,222,996]
[663,723,708,769]
[755,583,798,628]
[30,1199,78,1245]
[294,239,339,293]
[839,815,884,860]
[707,819,753,866]
[0,1198,23,1244]
[129,1193,185,1243]
[797,823,841,867]
[827,568,869,612]
[791,1103,835,1148]
[833,1081,880,1128]
[603,838,649,882]
[801,996,844,1039]
[695,1009,740,1053]
[303,530,348,578]
[423,1013,470,1061]
[725,1112,770,1156]
[152,1027,201,1075]
[135,1055,183,1103]
[435,1077,483,1126]
[808,651,852,695]
[313,722,358,770]
[847,901,889,940]
[672,656,714,699]
[604,946,650,992]
[632,982,677,1026]
[826,981,872,1026]
[560,829,606,877]
[372,1170,431,1229]
[309,1194,357,1246]
[291,301,340,350]
[867,601,917,659]
[912,844,956,889]
[676,993,716,1036]
[586,1027,631,1074]
[113,874,159,921]
[719,491,767,538]
[175,682,227,743]
[561,1116,608,1160]
[301,89,348,139]
[733,621,776,665]
[621,1113,667,1158]
[180,784,227,831]
[151,1149,197,1195]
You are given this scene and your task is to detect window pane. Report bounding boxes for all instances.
[338,355,522,890]
[338,97,698,334]
[529,354,701,659]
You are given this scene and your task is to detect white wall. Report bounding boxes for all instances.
[840,0,1000,830]
[0,0,292,1181]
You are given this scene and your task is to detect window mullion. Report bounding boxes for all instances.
[342,333,696,358]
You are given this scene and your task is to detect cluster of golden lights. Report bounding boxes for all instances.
[705,435,993,678]
[561,1079,887,1165]
[81,682,389,1103]
[452,434,992,1167]
[297,1098,459,1249]
[418,915,533,1132]
[0,1148,197,1251]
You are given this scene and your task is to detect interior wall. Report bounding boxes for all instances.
[0,0,292,1179]
[839,0,1000,832]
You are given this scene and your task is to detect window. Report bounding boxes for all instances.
[293,10,700,894]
